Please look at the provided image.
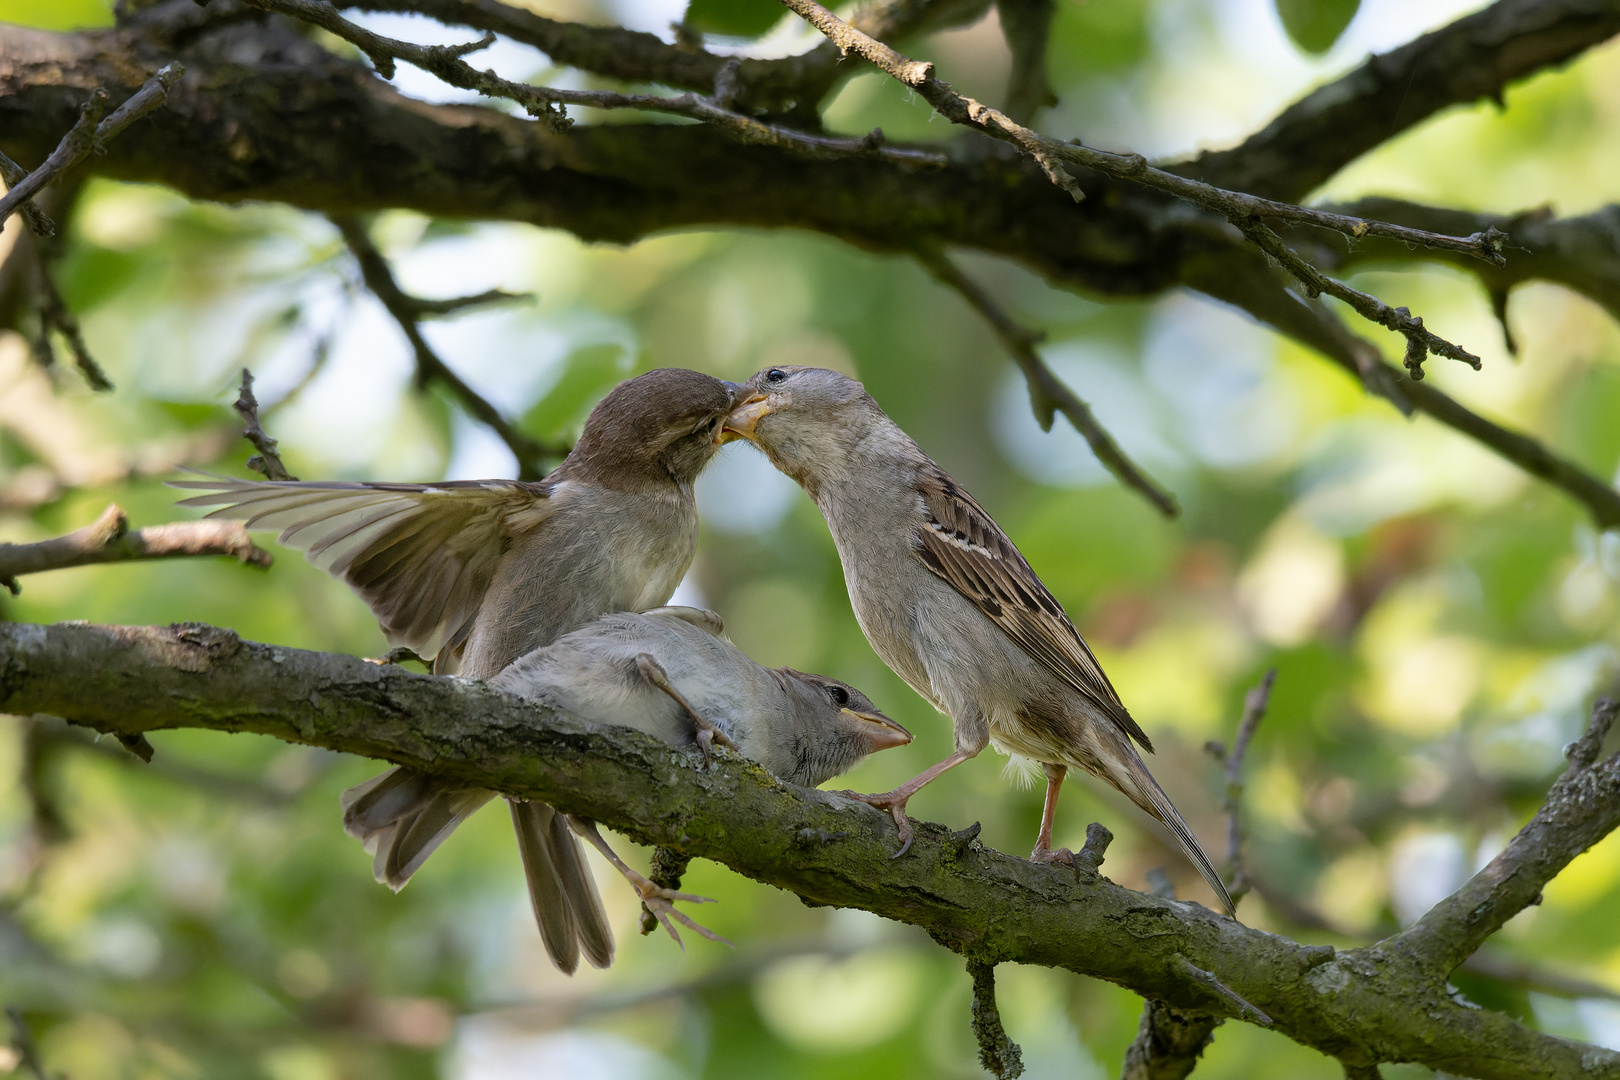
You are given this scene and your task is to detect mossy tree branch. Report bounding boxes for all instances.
[2,620,1618,1079]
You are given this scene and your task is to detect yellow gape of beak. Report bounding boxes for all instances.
[845,709,913,754]
[721,393,772,442]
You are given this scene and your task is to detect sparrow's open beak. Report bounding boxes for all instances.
[721,392,771,443]
[844,709,912,753]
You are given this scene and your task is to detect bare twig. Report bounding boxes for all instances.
[1076,821,1113,871]
[1204,669,1277,905]
[774,0,1495,367]
[35,256,112,390]
[0,63,184,234]
[410,288,532,318]
[330,215,567,481]
[1121,1001,1222,1080]
[917,247,1180,518]
[238,0,944,166]
[0,504,272,594]
[967,961,1023,1079]
[0,151,57,237]
[234,368,297,480]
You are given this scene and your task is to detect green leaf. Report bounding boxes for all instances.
[682,0,783,39]
[520,343,633,440]
[0,0,112,29]
[1275,0,1360,54]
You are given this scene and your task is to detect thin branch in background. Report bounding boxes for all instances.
[234,368,298,480]
[967,961,1023,1079]
[774,0,1495,371]
[1120,1001,1222,1080]
[331,215,569,481]
[4,1006,52,1080]
[0,63,184,234]
[0,503,272,595]
[1204,668,1277,905]
[239,0,944,167]
[992,0,1056,125]
[410,287,532,318]
[916,247,1180,518]
[0,152,56,237]
[34,256,112,390]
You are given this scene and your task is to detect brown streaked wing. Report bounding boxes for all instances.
[909,468,1154,752]
[171,475,559,658]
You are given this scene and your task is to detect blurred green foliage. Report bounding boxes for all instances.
[3,1,1620,1078]
[1274,0,1360,55]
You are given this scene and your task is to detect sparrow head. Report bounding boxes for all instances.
[775,668,911,787]
[568,368,740,488]
[721,366,878,487]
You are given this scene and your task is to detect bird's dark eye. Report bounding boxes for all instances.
[764,368,787,384]
[829,685,850,706]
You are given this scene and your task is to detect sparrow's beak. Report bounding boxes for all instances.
[844,709,912,754]
[721,392,771,443]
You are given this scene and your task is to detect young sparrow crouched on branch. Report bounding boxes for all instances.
[174,368,744,971]
[723,365,1233,915]
[344,605,908,958]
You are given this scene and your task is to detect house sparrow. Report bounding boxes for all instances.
[723,365,1233,915]
[174,368,742,970]
[344,607,911,950]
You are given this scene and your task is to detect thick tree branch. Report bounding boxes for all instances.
[330,214,568,480]
[240,0,943,166]
[917,247,1179,518]
[0,506,271,595]
[1397,699,1620,976]
[2,621,1619,1079]
[1176,0,1620,202]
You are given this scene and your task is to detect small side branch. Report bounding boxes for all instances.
[1399,698,1620,973]
[0,504,272,594]
[1174,955,1272,1026]
[1121,1000,1222,1080]
[917,248,1179,518]
[0,152,56,237]
[0,64,184,235]
[1204,669,1277,905]
[330,215,568,481]
[234,368,297,481]
[967,960,1024,1079]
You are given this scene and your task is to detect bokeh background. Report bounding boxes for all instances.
[2,0,1620,1075]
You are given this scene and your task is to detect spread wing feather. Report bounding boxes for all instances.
[910,468,1154,752]
[171,474,559,659]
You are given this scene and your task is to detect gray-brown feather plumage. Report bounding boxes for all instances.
[725,365,1233,915]
[176,368,741,972]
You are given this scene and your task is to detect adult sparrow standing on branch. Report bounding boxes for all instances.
[723,365,1233,914]
[174,368,742,970]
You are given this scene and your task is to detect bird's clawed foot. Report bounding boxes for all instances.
[635,652,735,762]
[1030,844,1081,880]
[626,868,730,950]
[834,788,916,857]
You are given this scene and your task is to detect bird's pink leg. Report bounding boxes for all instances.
[836,749,976,858]
[565,815,730,949]
[635,653,734,760]
[1030,763,1077,868]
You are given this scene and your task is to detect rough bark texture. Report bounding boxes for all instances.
[2,621,1619,1079]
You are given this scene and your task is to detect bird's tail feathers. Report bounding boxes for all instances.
[1120,753,1236,916]
[509,800,615,975]
[339,767,495,891]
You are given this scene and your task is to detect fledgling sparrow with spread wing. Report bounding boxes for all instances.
[346,606,909,946]
[723,365,1233,914]
[174,368,742,971]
